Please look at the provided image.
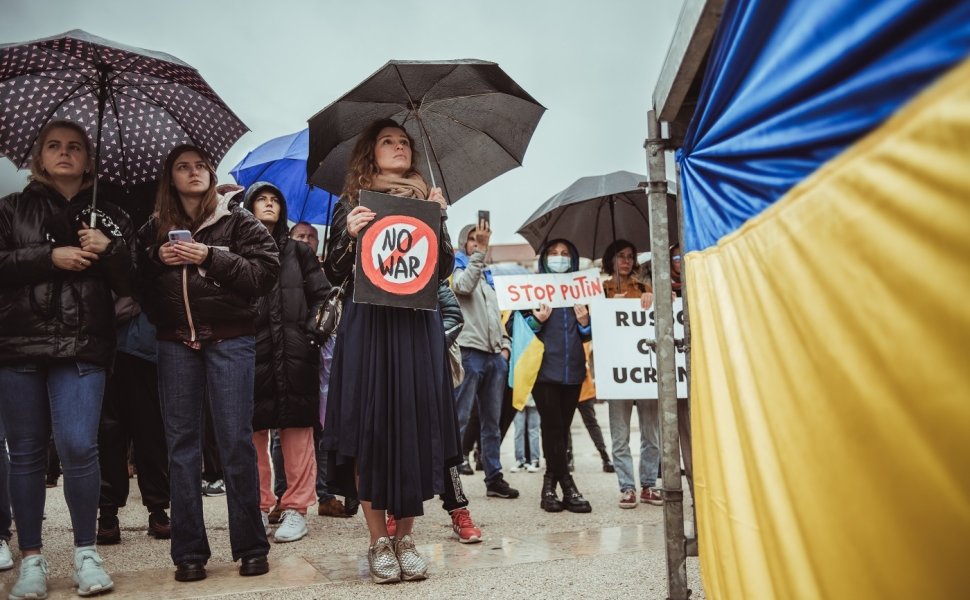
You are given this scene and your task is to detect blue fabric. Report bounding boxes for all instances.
[116,312,157,362]
[678,0,970,252]
[0,362,105,550]
[230,129,338,225]
[454,348,508,483]
[454,250,495,288]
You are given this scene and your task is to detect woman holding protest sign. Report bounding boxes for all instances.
[510,238,594,514]
[600,239,663,509]
[322,118,458,584]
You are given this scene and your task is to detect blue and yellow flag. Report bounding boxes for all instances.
[677,1,970,598]
[506,311,544,411]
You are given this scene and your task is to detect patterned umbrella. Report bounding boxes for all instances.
[0,29,247,221]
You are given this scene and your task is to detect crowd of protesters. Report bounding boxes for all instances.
[0,117,677,595]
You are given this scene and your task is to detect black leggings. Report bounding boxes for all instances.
[531,382,581,478]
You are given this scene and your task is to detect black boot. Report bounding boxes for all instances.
[559,474,592,513]
[539,473,563,513]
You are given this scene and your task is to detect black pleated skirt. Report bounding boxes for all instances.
[322,294,461,518]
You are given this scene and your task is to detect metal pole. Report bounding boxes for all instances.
[646,109,689,600]
[89,63,110,228]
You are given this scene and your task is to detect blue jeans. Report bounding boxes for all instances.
[513,405,541,465]
[0,413,11,541]
[157,337,269,564]
[0,361,105,550]
[608,399,660,490]
[454,348,507,483]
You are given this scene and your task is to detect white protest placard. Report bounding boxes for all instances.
[493,268,605,310]
[589,297,687,400]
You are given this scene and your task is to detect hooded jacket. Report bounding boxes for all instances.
[510,238,590,385]
[136,193,279,343]
[243,182,330,430]
[0,182,135,367]
[452,224,510,354]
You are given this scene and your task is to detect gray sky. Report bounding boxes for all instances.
[0,0,682,246]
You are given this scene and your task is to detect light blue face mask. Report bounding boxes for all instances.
[546,255,571,273]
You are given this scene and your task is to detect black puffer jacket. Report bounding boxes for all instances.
[136,194,279,342]
[0,182,135,367]
[438,281,463,346]
[243,183,330,430]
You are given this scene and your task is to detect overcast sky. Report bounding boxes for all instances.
[1,0,682,246]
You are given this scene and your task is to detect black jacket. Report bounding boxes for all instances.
[136,194,280,342]
[243,183,330,430]
[438,282,463,346]
[0,182,135,367]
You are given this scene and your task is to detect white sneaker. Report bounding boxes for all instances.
[261,511,272,536]
[509,462,525,473]
[526,461,541,473]
[0,538,13,571]
[10,554,48,599]
[73,545,114,597]
[273,509,308,543]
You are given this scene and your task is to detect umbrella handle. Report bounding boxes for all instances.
[413,112,437,189]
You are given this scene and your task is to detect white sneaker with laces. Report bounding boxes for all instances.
[0,538,13,571]
[526,461,540,473]
[273,509,308,543]
[509,462,525,473]
[261,511,272,536]
[73,545,114,597]
[10,554,49,599]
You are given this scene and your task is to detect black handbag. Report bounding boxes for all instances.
[313,280,347,341]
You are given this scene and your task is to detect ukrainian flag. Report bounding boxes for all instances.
[507,311,544,411]
[677,1,970,598]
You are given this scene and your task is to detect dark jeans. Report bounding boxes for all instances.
[201,393,222,483]
[577,400,607,454]
[531,382,581,478]
[98,352,169,513]
[0,361,105,550]
[454,349,507,483]
[0,415,10,541]
[157,337,269,564]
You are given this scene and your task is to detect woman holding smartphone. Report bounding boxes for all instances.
[137,144,279,583]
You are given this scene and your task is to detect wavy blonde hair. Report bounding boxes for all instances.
[340,118,421,205]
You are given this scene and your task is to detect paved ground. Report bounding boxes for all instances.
[1,402,705,599]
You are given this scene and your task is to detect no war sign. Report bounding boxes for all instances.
[354,190,440,310]
[493,269,605,310]
[589,297,687,400]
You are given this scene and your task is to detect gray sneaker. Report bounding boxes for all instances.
[0,539,13,571]
[394,534,428,581]
[73,546,114,597]
[9,554,49,600]
[367,537,401,584]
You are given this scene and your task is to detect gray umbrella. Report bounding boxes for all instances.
[517,170,677,259]
[306,59,545,203]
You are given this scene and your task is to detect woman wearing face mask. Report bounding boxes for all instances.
[511,238,593,513]
[0,119,135,598]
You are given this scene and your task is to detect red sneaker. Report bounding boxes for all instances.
[386,513,397,538]
[641,487,664,506]
[450,508,482,544]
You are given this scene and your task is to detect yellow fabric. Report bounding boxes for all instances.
[511,338,543,411]
[580,341,596,401]
[687,57,970,599]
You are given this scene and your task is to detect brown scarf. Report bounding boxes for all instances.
[370,173,429,200]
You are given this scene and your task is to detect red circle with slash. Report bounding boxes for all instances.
[360,215,438,295]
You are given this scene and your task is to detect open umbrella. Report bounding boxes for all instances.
[230,129,337,225]
[307,59,545,203]
[517,170,678,259]
[0,29,247,223]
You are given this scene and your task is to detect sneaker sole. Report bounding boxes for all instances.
[618,502,638,509]
[401,571,427,581]
[371,572,401,584]
[75,580,115,597]
[454,532,482,544]
[485,490,520,499]
[273,529,309,543]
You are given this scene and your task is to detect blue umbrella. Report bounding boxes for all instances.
[230,129,337,224]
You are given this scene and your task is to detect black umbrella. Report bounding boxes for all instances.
[0,29,248,223]
[517,170,678,259]
[306,59,545,203]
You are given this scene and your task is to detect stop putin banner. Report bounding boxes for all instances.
[354,190,440,310]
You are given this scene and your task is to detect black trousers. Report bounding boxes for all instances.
[576,400,607,454]
[98,352,170,512]
[531,382,581,478]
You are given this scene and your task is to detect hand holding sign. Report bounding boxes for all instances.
[533,303,552,322]
[347,205,377,238]
[427,187,448,211]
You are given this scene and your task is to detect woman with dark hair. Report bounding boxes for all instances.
[323,118,459,584]
[0,119,134,598]
[137,144,279,583]
[511,238,594,514]
[601,239,662,508]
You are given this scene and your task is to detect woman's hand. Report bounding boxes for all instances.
[428,187,448,211]
[77,225,111,254]
[532,303,552,323]
[640,291,654,310]
[347,205,376,238]
[171,240,210,266]
[158,242,183,266]
[574,304,590,327]
[52,246,99,271]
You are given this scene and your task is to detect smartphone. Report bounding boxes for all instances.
[478,210,490,229]
[168,229,192,243]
